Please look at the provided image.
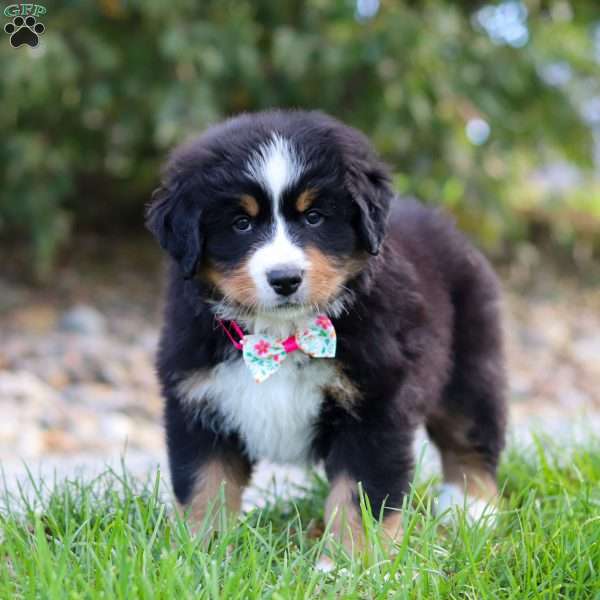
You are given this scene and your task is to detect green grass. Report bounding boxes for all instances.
[2,442,600,599]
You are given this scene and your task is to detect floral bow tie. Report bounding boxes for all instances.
[217,315,336,383]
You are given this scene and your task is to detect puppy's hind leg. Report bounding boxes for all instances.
[427,260,507,525]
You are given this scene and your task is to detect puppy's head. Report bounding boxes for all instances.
[146,111,392,318]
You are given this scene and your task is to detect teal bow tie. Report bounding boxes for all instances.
[218,315,337,383]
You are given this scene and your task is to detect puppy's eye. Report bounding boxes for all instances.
[304,210,324,227]
[233,216,253,232]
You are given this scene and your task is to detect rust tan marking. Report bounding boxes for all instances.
[441,452,498,503]
[176,369,212,413]
[324,475,365,555]
[322,364,361,415]
[240,194,259,217]
[426,410,499,503]
[305,247,348,306]
[305,247,366,307]
[200,260,258,307]
[181,457,250,533]
[347,254,369,278]
[323,475,404,561]
[295,189,316,213]
[381,510,403,547]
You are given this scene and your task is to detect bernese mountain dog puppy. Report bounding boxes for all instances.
[146,110,506,564]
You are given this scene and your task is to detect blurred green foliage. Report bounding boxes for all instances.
[1,0,599,277]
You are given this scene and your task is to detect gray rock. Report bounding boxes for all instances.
[572,336,600,378]
[0,370,59,405]
[59,305,106,335]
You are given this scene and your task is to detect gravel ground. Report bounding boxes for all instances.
[1,240,599,506]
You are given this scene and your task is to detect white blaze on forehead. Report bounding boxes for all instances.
[245,133,304,203]
[246,133,309,306]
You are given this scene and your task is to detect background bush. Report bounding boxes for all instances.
[1,0,599,277]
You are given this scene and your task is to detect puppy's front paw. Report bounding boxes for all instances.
[434,483,498,526]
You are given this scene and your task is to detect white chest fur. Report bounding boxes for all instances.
[179,351,338,464]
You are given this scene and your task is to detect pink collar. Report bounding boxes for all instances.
[216,319,299,353]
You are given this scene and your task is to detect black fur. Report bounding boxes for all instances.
[147,110,506,518]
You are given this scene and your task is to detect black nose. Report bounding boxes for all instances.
[267,267,303,297]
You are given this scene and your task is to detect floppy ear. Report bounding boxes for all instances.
[145,181,203,279]
[346,162,392,256]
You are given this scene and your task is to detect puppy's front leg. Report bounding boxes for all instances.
[318,422,413,568]
[183,454,250,534]
[165,394,252,534]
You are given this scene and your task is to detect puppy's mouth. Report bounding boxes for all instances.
[258,301,311,318]
[210,296,319,322]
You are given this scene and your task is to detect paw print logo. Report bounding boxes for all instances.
[4,15,45,48]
